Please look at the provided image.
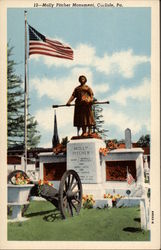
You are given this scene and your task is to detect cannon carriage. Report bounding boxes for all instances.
[8,169,82,219]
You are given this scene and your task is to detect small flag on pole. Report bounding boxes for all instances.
[28,25,74,60]
[126,167,135,185]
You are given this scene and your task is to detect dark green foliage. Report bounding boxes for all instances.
[106,139,118,144]
[61,136,69,146]
[92,98,108,139]
[137,134,150,147]
[117,139,125,144]
[7,45,41,149]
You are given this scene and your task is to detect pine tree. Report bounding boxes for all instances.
[137,134,150,147]
[61,136,69,146]
[7,45,41,149]
[92,98,108,139]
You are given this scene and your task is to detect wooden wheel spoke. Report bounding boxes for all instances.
[63,196,67,203]
[68,175,75,190]
[67,175,71,188]
[65,180,68,191]
[68,200,73,216]
[63,198,67,208]
[66,201,70,213]
[72,190,80,195]
[59,170,82,219]
[71,200,78,212]
[71,181,78,191]
[73,197,81,203]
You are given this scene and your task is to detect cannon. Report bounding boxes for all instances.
[8,169,82,219]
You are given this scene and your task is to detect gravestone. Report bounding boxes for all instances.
[125,128,132,149]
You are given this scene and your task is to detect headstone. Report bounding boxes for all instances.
[125,128,132,149]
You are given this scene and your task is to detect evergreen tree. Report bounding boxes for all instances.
[92,98,108,139]
[137,134,150,147]
[61,136,69,146]
[7,45,41,149]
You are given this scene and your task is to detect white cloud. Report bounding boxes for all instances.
[93,83,109,94]
[35,106,76,144]
[30,67,93,103]
[94,49,150,78]
[30,43,150,79]
[103,107,150,135]
[35,108,54,132]
[35,106,74,132]
[74,44,96,66]
[43,54,74,68]
[110,78,150,105]
[39,141,52,148]
[30,67,110,102]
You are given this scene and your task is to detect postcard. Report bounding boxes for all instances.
[0,0,160,249]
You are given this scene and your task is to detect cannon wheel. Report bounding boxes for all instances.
[58,170,82,219]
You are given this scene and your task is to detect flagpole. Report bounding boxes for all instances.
[24,10,28,173]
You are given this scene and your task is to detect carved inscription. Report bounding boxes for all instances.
[68,143,97,183]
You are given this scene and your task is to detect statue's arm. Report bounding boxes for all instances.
[66,95,75,105]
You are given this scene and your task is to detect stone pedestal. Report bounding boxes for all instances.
[8,203,30,222]
[8,184,34,222]
[67,138,106,199]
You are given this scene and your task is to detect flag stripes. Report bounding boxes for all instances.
[28,25,73,60]
[127,172,135,185]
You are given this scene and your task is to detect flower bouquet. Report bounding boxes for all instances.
[37,179,53,194]
[82,194,95,209]
[7,171,34,205]
[11,172,31,185]
[104,193,125,207]
[99,147,108,156]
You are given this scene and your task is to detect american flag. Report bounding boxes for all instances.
[28,25,73,60]
[127,172,135,185]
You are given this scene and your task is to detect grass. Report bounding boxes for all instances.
[8,201,150,241]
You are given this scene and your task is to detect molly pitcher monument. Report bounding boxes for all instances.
[65,75,109,199]
[52,75,109,198]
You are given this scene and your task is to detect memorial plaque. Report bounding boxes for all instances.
[67,139,103,184]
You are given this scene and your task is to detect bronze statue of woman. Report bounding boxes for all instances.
[66,75,95,136]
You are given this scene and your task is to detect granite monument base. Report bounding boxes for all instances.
[67,138,106,204]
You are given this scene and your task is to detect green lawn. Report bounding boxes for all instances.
[8,201,150,241]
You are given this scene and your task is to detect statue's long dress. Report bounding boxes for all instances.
[72,85,95,127]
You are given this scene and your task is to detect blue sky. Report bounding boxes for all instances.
[7,7,151,147]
